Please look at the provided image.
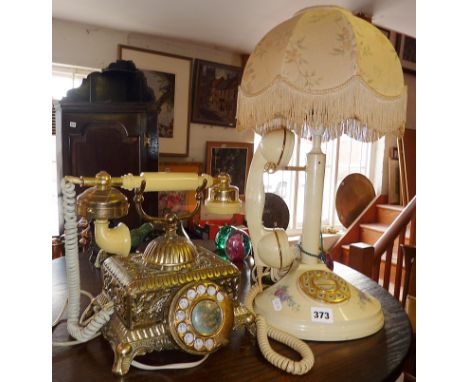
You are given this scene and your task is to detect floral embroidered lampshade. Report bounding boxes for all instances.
[236,6,407,142]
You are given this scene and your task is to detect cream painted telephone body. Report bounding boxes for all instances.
[55,169,314,376]
[244,129,384,341]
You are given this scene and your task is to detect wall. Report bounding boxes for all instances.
[52,18,254,164]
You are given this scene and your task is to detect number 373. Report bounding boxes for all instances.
[313,310,330,319]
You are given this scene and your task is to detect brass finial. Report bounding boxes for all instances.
[75,172,129,220]
[205,173,242,215]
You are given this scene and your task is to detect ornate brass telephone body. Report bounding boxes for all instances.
[56,170,314,376]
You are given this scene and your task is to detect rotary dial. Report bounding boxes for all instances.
[298,270,351,303]
[168,282,233,354]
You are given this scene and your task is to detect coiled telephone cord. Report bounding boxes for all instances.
[244,269,315,375]
[251,265,290,284]
[52,180,115,346]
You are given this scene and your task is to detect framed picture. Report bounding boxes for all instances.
[119,45,192,156]
[397,34,416,72]
[205,141,253,196]
[191,59,242,127]
[158,162,203,218]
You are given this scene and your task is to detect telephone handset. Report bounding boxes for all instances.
[245,128,297,270]
[244,128,384,342]
[54,170,314,375]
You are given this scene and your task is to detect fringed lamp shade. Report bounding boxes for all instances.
[236,6,407,142]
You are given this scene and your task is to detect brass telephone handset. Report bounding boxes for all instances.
[244,128,384,342]
[54,169,314,375]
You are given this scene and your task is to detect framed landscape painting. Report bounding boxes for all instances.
[192,59,242,127]
[205,141,253,196]
[119,45,192,156]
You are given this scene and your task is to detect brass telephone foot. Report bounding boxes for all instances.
[110,341,162,375]
[233,304,255,331]
[103,314,177,375]
[112,343,134,376]
[108,336,178,375]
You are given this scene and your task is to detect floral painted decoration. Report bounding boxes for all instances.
[273,285,300,311]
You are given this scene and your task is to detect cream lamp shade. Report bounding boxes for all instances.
[236,5,407,141]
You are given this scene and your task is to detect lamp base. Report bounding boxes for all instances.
[254,262,384,341]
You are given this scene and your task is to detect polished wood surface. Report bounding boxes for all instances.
[53,241,411,382]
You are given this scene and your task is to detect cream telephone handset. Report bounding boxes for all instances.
[245,128,297,271]
[53,169,314,376]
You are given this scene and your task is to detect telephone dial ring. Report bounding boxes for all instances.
[298,270,351,304]
[168,281,234,355]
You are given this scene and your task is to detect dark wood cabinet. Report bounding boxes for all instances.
[56,60,159,230]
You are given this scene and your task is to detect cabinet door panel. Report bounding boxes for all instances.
[69,121,140,177]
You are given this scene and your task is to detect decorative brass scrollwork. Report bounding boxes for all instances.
[133,178,208,225]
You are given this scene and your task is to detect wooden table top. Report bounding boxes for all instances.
[52,242,412,382]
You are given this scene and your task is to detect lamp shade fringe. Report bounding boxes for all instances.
[236,75,407,142]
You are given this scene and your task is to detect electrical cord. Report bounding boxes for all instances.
[131,355,209,370]
[52,293,103,347]
[52,290,94,328]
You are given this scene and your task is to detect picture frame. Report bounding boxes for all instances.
[397,34,416,72]
[205,141,253,196]
[191,59,242,127]
[158,162,203,219]
[119,45,192,156]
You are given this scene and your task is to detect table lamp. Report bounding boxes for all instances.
[237,6,407,341]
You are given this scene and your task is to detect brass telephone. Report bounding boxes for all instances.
[54,170,314,375]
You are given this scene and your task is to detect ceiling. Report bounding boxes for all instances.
[52,0,415,54]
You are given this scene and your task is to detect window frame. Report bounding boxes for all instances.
[255,132,385,237]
